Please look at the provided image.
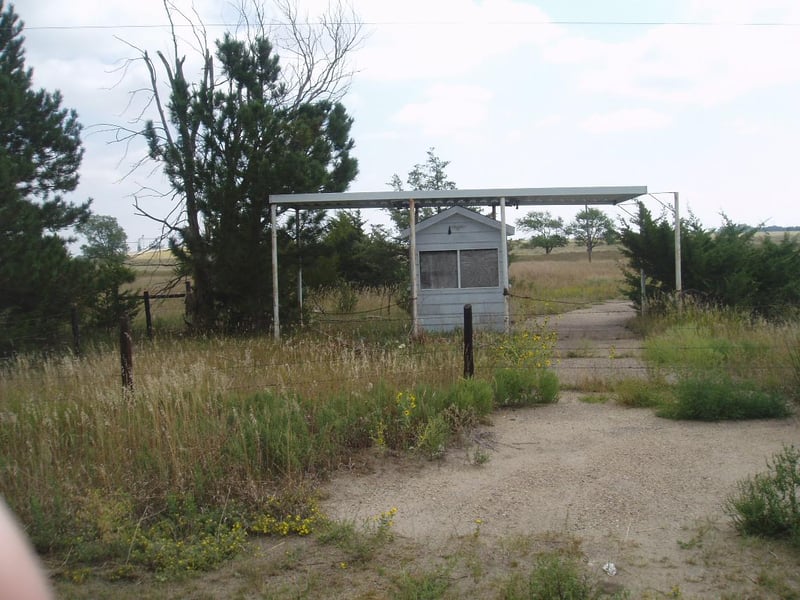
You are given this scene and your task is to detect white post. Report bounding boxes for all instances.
[409,198,419,338]
[271,203,280,339]
[674,192,682,304]
[296,208,303,327]
[640,269,647,317]
[500,197,510,334]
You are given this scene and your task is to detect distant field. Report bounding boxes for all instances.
[125,249,186,329]
[509,244,626,315]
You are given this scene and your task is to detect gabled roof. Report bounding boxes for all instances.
[400,206,515,238]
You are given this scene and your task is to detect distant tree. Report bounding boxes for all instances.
[77,215,128,261]
[387,147,456,231]
[567,208,615,263]
[516,211,567,254]
[76,215,138,329]
[0,1,93,353]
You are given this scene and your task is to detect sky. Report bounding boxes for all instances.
[19,0,800,250]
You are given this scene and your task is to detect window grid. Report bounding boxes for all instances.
[419,248,499,290]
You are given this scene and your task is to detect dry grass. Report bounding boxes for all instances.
[0,332,467,548]
[0,244,626,531]
[5,241,800,597]
[509,245,626,315]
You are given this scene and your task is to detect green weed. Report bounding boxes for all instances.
[726,445,800,546]
[500,551,599,600]
[614,378,667,409]
[317,507,398,563]
[393,568,451,600]
[658,374,790,421]
[493,368,559,407]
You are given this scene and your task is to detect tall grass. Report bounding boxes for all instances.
[641,303,800,398]
[0,335,453,549]
[2,323,560,572]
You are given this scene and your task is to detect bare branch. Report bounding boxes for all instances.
[270,0,363,108]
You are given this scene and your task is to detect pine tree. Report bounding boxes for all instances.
[138,16,360,332]
[0,1,91,352]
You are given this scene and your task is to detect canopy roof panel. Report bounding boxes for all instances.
[269,186,647,210]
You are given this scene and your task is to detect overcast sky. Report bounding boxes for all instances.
[20,0,800,248]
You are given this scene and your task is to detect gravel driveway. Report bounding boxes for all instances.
[322,301,800,597]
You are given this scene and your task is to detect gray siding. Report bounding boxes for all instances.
[416,213,502,252]
[414,209,507,332]
[418,288,505,331]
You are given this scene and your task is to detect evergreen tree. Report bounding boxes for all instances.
[0,1,91,352]
[619,202,800,317]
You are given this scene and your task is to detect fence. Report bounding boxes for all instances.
[4,293,798,401]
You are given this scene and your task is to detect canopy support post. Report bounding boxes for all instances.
[674,192,682,310]
[271,203,280,339]
[409,198,420,338]
[500,197,510,334]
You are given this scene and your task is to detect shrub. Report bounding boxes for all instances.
[442,377,495,418]
[658,375,790,421]
[726,445,800,546]
[620,202,800,319]
[501,552,599,600]
[493,368,559,407]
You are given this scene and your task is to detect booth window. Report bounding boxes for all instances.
[420,249,499,289]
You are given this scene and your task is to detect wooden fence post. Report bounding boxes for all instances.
[463,304,474,378]
[70,304,81,355]
[143,290,153,340]
[120,315,133,392]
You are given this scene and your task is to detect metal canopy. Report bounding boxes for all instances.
[269,185,649,339]
[269,185,648,210]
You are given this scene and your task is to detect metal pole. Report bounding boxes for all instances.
[499,197,510,334]
[674,192,682,306]
[409,198,419,338]
[640,270,647,317]
[271,203,280,339]
[296,208,303,327]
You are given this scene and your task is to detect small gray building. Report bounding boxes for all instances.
[404,206,514,332]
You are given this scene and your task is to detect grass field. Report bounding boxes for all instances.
[509,245,625,316]
[2,240,798,598]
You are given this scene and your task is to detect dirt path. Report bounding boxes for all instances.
[322,301,800,597]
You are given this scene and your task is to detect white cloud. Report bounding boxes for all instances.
[533,115,563,129]
[581,108,672,134]
[351,0,561,81]
[391,84,493,137]
[540,5,800,107]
